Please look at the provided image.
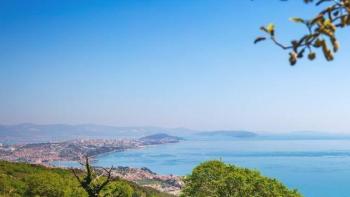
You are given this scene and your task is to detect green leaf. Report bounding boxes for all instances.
[289,17,305,23]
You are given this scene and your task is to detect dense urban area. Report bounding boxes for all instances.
[0,133,184,195]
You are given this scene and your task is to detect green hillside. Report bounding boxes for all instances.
[0,159,302,197]
[0,160,173,197]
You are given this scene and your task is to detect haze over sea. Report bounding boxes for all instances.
[91,137,350,197]
[2,1,350,196]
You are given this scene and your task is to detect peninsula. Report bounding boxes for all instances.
[0,133,182,165]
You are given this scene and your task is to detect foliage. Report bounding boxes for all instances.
[25,173,66,197]
[0,160,173,197]
[255,0,350,65]
[72,156,113,197]
[101,181,133,197]
[181,160,302,197]
[0,159,304,197]
[0,161,85,197]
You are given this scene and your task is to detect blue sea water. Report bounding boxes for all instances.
[59,138,350,197]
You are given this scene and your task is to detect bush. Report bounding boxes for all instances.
[181,160,302,197]
[102,181,134,197]
[25,173,65,197]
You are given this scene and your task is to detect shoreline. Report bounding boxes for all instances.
[0,133,183,168]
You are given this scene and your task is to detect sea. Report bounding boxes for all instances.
[56,137,350,197]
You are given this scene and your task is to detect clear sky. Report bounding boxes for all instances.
[1,0,350,133]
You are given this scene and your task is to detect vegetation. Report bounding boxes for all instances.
[0,159,301,197]
[0,160,173,197]
[102,181,133,197]
[71,156,113,197]
[181,160,302,197]
[255,0,350,65]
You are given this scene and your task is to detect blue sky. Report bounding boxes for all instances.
[1,0,350,133]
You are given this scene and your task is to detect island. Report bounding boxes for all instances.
[139,133,184,145]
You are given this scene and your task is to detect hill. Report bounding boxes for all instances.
[0,124,193,144]
[139,133,183,144]
[0,160,174,197]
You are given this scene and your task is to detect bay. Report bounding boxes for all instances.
[54,138,350,197]
[93,138,350,197]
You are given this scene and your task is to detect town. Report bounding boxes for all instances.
[0,133,182,165]
[0,133,184,195]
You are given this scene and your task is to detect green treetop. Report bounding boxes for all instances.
[181,160,302,197]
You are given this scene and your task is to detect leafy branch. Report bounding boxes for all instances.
[255,0,350,65]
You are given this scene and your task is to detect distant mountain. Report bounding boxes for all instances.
[0,123,192,144]
[139,133,183,144]
[196,130,257,138]
[4,123,346,144]
[0,124,262,144]
[262,131,350,140]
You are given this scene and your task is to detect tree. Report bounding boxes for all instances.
[101,181,134,197]
[25,173,65,197]
[255,0,350,65]
[181,160,302,197]
[72,156,113,197]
